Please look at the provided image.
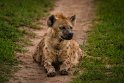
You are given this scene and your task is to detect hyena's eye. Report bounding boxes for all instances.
[70,26,72,29]
[59,26,66,30]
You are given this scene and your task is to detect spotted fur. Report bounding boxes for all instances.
[33,13,83,77]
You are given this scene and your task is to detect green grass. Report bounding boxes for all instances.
[0,0,53,82]
[72,0,124,83]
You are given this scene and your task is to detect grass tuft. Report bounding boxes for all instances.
[72,0,124,83]
[0,0,53,82]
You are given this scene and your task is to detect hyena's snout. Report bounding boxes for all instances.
[62,29,74,40]
[67,31,73,39]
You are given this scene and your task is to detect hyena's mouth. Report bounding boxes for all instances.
[61,29,74,40]
[61,34,73,40]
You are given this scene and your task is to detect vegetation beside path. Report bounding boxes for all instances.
[0,0,53,82]
[72,0,124,82]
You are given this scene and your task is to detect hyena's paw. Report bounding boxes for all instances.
[47,71,56,77]
[47,68,56,77]
[60,69,68,75]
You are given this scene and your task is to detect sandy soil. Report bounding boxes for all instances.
[8,0,94,83]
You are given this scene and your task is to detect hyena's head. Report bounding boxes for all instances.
[47,13,76,40]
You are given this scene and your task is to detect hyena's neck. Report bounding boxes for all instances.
[47,28,62,41]
[47,28,56,37]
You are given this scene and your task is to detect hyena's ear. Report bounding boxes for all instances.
[70,15,76,25]
[47,15,56,27]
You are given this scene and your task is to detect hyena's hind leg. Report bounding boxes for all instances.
[33,41,44,63]
[33,47,41,63]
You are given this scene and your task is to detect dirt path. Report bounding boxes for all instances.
[8,0,94,83]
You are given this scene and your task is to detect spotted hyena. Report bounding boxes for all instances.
[33,13,83,77]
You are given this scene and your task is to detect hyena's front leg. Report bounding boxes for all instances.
[43,47,56,77]
[59,50,72,75]
[60,59,72,75]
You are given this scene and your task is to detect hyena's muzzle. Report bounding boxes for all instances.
[61,28,74,40]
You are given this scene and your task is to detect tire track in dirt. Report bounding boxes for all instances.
[8,0,94,83]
